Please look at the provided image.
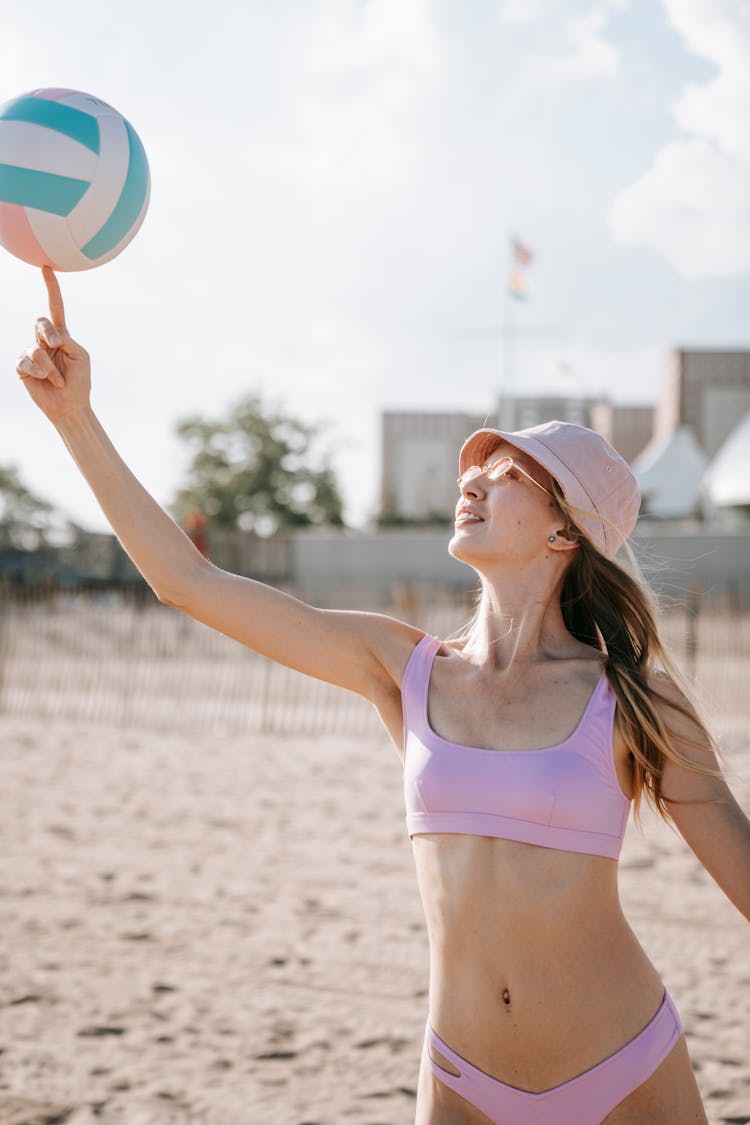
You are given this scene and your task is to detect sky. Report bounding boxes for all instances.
[0,0,748,531]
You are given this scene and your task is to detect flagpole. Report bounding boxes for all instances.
[500,277,516,431]
[502,232,531,431]
[450,236,562,423]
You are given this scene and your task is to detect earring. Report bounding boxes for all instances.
[548,535,556,542]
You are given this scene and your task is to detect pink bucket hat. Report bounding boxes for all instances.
[458,420,640,558]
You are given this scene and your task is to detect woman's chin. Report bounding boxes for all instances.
[449,528,481,562]
[449,524,505,569]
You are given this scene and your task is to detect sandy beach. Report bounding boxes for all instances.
[0,716,748,1125]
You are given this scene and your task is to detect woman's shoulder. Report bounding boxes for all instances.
[645,669,697,716]
[361,619,437,700]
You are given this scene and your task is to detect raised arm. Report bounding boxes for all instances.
[657,679,750,923]
[16,269,421,701]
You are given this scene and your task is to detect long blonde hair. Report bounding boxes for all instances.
[457,485,726,828]
[554,481,730,827]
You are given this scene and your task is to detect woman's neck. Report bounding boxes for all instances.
[462,580,581,671]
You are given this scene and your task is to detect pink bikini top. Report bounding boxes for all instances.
[402,634,631,859]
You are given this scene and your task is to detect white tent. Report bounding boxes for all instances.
[631,426,709,518]
[701,411,750,512]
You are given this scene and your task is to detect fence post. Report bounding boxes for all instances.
[259,656,274,734]
[685,580,701,682]
[0,587,7,710]
[392,582,417,624]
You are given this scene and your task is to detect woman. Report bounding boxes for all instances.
[17,268,750,1124]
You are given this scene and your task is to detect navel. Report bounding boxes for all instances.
[501,987,511,1008]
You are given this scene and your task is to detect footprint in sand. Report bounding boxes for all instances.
[355,1035,411,1053]
[0,1099,76,1122]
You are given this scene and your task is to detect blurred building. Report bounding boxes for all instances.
[497,394,593,431]
[701,413,750,517]
[655,348,750,458]
[379,398,654,522]
[589,401,654,464]
[379,410,488,522]
[632,426,709,518]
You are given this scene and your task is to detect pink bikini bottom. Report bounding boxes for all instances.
[426,989,683,1125]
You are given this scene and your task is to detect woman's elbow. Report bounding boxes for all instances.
[155,588,181,609]
[152,556,212,611]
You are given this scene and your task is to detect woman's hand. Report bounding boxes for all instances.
[16,266,91,423]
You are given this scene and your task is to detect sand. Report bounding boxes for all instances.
[0,717,748,1125]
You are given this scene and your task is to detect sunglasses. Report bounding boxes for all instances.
[457,455,554,498]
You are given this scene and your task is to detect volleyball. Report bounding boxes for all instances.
[0,87,150,271]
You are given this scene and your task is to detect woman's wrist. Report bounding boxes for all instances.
[53,401,99,441]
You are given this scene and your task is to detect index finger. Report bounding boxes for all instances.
[42,266,67,331]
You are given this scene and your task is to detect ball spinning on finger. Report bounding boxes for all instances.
[0,87,150,271]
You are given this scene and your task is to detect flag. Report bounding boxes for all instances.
[512,237,534,266]
[508,270,531,300]
[508,235,534,300]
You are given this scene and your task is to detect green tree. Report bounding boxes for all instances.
[171,394,345,535]
[0,465,56,550]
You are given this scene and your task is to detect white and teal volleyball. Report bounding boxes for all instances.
[0,88,150,271]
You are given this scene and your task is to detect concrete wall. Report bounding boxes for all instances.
[15,522,747,601]
[289,522,750,598]
[631,523,750,594]
[291,527,469,594]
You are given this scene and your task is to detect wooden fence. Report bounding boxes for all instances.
[0,585,748,747]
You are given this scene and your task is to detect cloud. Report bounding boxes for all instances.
[495,0,545,25]
[0,3,31,96]
[297,0,443,191]
[522,7,622,86]
[609,0,750,279]
[0,0,73,100]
